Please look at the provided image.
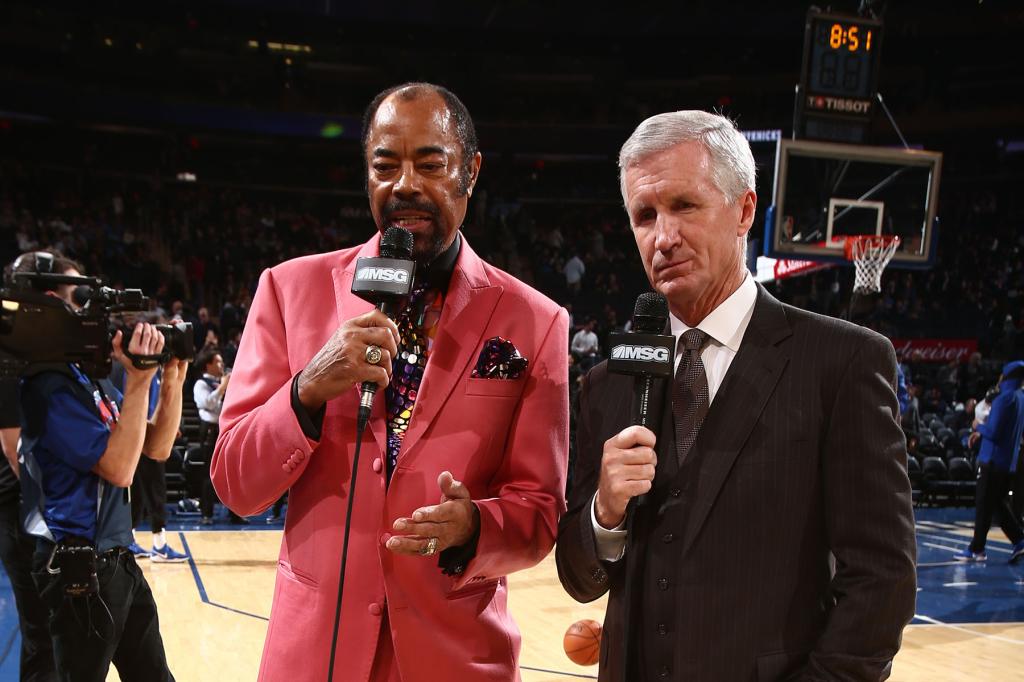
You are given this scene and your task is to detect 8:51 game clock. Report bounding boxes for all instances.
[799,10,883,125]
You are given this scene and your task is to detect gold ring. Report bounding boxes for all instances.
[421,537,438,556]
[365,345,383,365]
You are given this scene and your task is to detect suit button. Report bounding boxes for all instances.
[368,603,382,616]
[372,458,383,474]
[281,463,290,473]
[670,488,681,497]
[662,533,674,543]
[657,578,668,591]
[659,666,670,678]
[657,623,668,635]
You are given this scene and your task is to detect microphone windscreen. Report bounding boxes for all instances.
[72,285,93,307]
[632,292,669,334]
[380,227,414,260]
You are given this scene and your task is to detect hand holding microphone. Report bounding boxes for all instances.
[598,293,674,525]
[595,425,658,529]
[296,227,413,420]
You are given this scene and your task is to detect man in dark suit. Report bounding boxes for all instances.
[555,111,917,681]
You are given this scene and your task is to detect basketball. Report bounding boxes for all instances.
[563,619,602,666]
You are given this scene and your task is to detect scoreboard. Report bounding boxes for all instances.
[797,10,883,143]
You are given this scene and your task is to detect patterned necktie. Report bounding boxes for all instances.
[672,329,710,464]
[385,286,445,482]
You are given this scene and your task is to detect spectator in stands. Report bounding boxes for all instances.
[221,327,242,369]
[571,317,600,370]
[956,360,1024,562]
[193,306,219,351]
[192,349,244,525]
[563,249,585,295]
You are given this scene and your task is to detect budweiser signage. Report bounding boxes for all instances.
[889,338,978,363]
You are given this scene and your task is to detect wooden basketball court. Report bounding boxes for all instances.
[90,514,1024,682]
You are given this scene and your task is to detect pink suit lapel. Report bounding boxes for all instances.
[333,233,388,456]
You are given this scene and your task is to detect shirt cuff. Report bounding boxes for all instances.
[290,374,325,441]
[591,493,627,562]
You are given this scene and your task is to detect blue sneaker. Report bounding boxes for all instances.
[953,548,986,562]
[1010,541,1024,565]
[151,544,189,563]
[128,542,151,558]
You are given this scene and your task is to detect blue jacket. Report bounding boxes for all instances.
[977,367,1024,472]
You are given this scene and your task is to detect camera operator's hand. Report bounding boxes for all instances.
[111,323,165,382]
[161,357,189,387]
[296,310,400,412]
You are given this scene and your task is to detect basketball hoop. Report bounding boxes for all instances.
[844,235,900,295]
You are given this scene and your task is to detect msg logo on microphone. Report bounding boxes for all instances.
[355,267,410,284]
[611,344,670,363]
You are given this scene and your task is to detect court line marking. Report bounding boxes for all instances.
[918,533,1011,554]
[941,581,978,587]
[921,541,969,553]
[179,532,270,622]
[520,665,597,679]
[916,561,962,568]
[913,614,1024,644]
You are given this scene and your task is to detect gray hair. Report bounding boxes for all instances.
[618,110,756,206]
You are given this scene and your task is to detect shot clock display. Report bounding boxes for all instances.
[807,16,881,99]
[801,11,883,105]
[797,10,883,141]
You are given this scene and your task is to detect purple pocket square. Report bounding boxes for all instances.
[472,337,529,379]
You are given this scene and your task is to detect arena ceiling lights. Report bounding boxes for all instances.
[246,39,312,54]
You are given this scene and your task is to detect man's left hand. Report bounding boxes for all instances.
[387,471,479,557]
[162,358,190,386]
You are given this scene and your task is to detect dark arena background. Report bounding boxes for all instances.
[1,1,1023,680]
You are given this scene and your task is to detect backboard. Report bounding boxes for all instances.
[764,138,942,269]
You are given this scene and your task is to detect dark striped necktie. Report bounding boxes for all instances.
[672,328,710,464]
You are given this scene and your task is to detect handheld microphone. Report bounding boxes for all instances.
[351,226,416,430]
[608,293,674,428]
[607,293,674,508]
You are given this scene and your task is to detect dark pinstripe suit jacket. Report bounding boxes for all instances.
[556,284,917,681]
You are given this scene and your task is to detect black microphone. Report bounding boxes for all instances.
[608,293,674,428]
[607,293,674,509]
[350,226,416,431]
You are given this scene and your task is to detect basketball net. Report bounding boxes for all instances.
[845,235,900,295]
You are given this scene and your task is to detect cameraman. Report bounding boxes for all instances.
[14,252,186,681]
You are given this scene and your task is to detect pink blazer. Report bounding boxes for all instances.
[212,233,569,681]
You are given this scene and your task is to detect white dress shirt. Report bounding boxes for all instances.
[592,274,759,561]
[193,374,225,424]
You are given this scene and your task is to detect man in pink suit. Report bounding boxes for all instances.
[212,82,569,681]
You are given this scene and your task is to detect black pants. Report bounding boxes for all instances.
[1013,462,1024,521]
[0,498,57,681]
[130,457,166,533]
[198,422,241,521]
[198,421,219,519]
[31,542,174,682]
[970,464,1024,553]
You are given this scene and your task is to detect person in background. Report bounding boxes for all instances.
[0,373,56,680]
[957,360,1024,562]
[192,349,243,525]
[110,350,189,563]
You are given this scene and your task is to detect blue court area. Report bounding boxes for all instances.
[0,506,1020,679]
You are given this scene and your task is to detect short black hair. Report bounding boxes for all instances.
[361,82,479,194]
[195,348,221,373]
